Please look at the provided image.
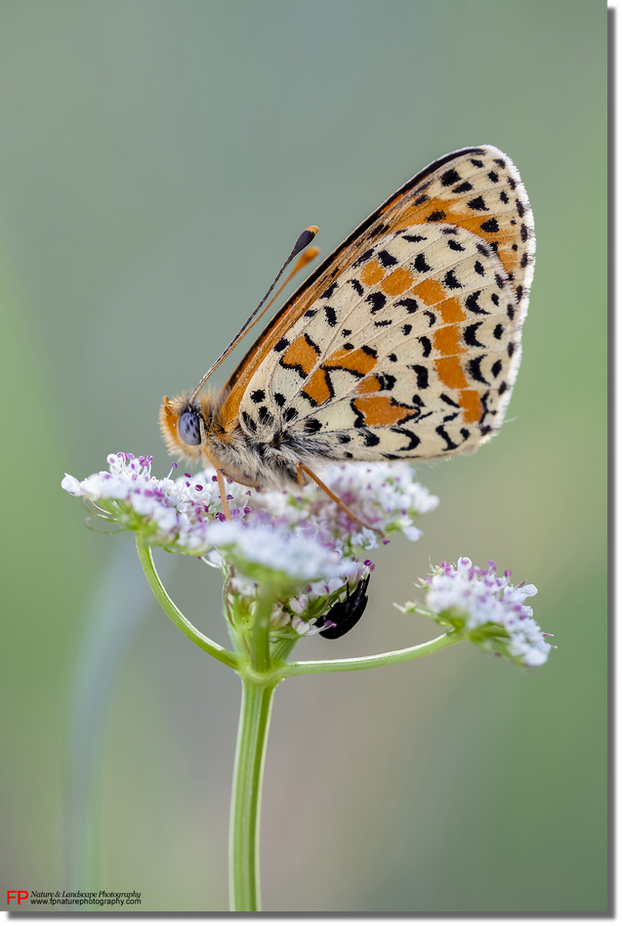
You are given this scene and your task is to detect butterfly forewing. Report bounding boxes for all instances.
[223,146,534,465]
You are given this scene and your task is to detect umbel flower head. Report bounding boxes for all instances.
[398,557,552,667]
[62,452,438,639]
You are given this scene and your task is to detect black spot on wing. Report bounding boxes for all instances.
[441,167,462,186]
[324,305,337,327]
[410,365,429,389]
[304,418,322,432]
[390,426,421,451]
[443,270,462,290]
[435,425,458,451]
[395,298,418,314]
[377,250,398,267]
[467,195,487,211]
[353,248,374,269]
[464,322,485,347]
[467,356,489,385]
[465,291,489,315]
[366,292,386,313]
[413,253,431,274]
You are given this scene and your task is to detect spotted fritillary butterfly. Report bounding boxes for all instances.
[161,146,534,499]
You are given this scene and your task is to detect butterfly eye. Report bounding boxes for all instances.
[178,410,202,446]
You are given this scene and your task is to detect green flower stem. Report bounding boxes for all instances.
[250,588,275,673]
[135,535,239,669]
[281,630,464,677]
[229,676,277,912]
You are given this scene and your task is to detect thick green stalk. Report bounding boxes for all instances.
[229,677,277,912]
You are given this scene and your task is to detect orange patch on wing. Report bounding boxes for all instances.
[385,193,521,281]
[433,325,464,356]
[437,297,466,323]
[281,334,320,375]
[459,389,482,424]
[355,375,382,395]
[353,396,416,427]
[435,356,467,389]
[323,346,377,376]
[381,266,413,296]
[360,259,385,287]
[412,278,446,305]
[302,368,332,406]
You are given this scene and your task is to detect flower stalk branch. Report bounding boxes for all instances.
[281,630,463,676]
[135,534,239,669]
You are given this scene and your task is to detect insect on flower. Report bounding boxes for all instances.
[316,573,372,639]
[160,146,535,522]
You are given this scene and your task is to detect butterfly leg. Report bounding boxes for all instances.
[295,462,384,538]
[216,468,232,520]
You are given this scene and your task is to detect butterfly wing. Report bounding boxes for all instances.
[221,146,534,463]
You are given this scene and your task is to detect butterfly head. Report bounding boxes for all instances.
[160,393,218,462]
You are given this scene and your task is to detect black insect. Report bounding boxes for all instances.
[317,574,371,639]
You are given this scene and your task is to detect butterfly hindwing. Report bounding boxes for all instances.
[224,146,534,464]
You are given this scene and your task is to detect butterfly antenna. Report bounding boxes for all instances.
[188,226,319,402]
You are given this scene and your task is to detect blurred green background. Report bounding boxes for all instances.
[0,0,607,914]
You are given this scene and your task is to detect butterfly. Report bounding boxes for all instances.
[161,146,535,513]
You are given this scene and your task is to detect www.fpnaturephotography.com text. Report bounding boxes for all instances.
[10,890,141,907]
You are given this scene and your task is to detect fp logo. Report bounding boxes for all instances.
[7,891,29,905]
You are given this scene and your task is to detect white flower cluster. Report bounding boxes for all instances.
[63,453,437,638]
[423,557,551,667]
[62,453,222,552]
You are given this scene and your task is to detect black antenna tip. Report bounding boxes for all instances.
[290,225,319,260]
